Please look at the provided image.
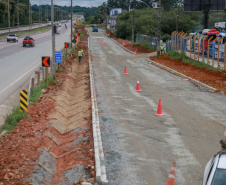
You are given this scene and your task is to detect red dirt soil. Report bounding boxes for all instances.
[0,28,94,184]
[153,54,226,94]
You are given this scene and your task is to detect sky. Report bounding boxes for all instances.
[31,0,106,7]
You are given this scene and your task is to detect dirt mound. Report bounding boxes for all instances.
[0,30,94,184]
[153,54,226,93]
[113,37,155,54]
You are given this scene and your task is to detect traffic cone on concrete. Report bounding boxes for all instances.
[124,66,128,74]
[165,162,176,185]
[108,48,110,52]
[134,49,137,54]
[136,79,142,92]
[155,99,165,116]
[123,42,125,46]
[105,44,107,48]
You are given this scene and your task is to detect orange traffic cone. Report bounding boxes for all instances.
[108,48,110,52]
[123,42,125,46]
[134,49,137,54]
[165,162,176,185]
[124,66,128,74]
[136,79,142,92]
[105,44,107,48]
[155,99,165,116]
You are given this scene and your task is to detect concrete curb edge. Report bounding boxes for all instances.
[147,58,218,93]
[87,29,108,185]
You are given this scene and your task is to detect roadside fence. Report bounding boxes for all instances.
[136,34,158,49]
[169,31,226,70]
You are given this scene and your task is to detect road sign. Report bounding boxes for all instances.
[42,56,50,67]
[65,42,69,48]
[55,51,62,64]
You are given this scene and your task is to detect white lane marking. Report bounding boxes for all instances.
[0,62,41,95]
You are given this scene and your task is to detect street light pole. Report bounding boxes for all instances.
[157,0,161,55]
[8,0,10,33]
[132,0,135,45]
[17,0,19,31]
[70,0,73,44]
[51,0,56,79]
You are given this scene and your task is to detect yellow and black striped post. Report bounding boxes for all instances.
[20,90,28,112]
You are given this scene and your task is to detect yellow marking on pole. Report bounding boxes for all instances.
[20,90,28,112]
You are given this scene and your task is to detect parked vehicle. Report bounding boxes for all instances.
[23,36,35,47]
[7,34,18,42]
[201,29,219,55]
[92,25,98,32]
[215,33,226,60]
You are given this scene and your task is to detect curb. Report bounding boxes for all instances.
[88,33,108,185]
[110,37,136,55]
[147,58,218,93]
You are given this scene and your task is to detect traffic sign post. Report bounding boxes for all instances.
[42,56,50,86]
[65,42,69,55]
[55,51,62,69]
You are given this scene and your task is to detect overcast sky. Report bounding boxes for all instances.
[31,0,106,7]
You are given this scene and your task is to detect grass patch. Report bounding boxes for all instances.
[133,41,141,46]
[0,26,51,38]
[0,106,27,133]
[141,43,150,49]
[167,50,223,72]
[29,75,56,104]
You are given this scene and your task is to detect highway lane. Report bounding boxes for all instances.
[0,24,71,104]
[89,28,226,184]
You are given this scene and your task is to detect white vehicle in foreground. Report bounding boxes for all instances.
[203,139,226,185]
[7,34,18,42]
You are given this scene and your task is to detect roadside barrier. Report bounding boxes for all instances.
[136,79,142,92]
[155,99,165,116]
[165,162,176,185]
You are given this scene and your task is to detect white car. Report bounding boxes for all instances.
[203,150,226,185]
[7,34,18,42]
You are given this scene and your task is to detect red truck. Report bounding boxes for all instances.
[23,36,35,47]
[201,29,219,53]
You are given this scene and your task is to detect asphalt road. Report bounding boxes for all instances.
[0,24,71,105]
[89,28,226,185]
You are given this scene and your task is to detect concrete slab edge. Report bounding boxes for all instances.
[88,32,108,185]
[147,58,218,93]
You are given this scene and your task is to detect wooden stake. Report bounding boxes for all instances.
[197,35,203,62]
[45,67,48,86]
[193,34,199,60]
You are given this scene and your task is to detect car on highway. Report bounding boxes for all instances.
[23,36,35,47]
[7,34,18,42]
[203,150,226,185]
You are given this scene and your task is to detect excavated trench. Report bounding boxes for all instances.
[0,28,94,185]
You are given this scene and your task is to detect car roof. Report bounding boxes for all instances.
[217,154,226,169]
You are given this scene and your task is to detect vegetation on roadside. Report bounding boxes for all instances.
[167,50,224,72]
[0,106,27,133]
[29,75,56,104]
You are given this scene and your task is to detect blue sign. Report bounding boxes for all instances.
[55,51,62,64]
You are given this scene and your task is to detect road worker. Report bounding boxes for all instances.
[161,45,165,54]
[78,49,84,63]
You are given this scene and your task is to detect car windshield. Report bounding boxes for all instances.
[211,168,226,185]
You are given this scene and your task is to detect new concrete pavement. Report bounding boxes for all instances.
[89,28,226,185]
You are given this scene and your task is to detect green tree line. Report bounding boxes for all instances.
[85,0,225,42]
[0,1,98,28]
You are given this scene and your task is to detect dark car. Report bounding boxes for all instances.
[23,36,35,47]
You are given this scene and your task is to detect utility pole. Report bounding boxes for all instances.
[157,0,161,55]
[17,0,19,31]
[71,0,73,44]
[176,7,179,32]
[8,0,10,33]
[31,4,32,30]
[51,0,56,79]
[29,2,30,35]
[132,0,135,45]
